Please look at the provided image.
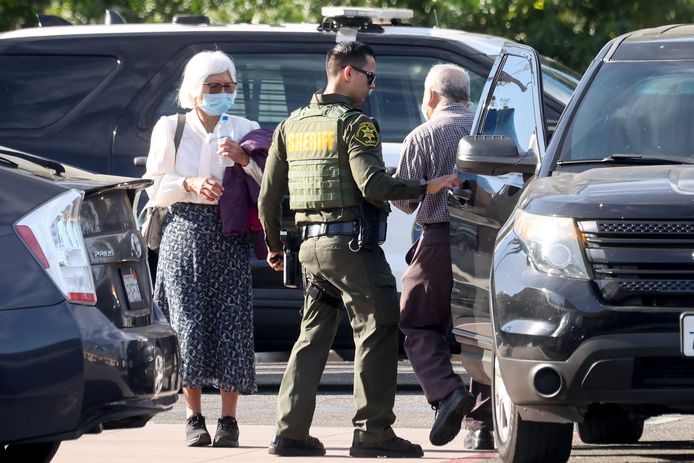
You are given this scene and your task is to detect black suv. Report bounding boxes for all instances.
[0,8,578,351]
[451,25,694,463]
[0,146,180,462]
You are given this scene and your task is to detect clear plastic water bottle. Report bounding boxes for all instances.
[216,114,235,167]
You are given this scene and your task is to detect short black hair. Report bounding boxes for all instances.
[326,41,376,76]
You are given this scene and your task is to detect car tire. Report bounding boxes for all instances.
[2,441,61,463]
[577,406,644,444]
[492,351,573,463]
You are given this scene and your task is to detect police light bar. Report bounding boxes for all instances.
[320,7,414,22]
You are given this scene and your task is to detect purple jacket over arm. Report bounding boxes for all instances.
[219,127,273,259]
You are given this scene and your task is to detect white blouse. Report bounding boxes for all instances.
[144,111,261,207]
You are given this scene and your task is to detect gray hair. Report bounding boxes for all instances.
[424,64,470,105]
[177,51,237,109]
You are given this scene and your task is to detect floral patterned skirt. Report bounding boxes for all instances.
[154,202,256,394]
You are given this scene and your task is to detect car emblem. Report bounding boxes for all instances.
[93,249,115,259]
[131,232,143,259]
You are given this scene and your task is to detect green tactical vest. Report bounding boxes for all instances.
[284,103,362,211]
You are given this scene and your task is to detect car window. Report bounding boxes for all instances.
[558,61,694,161]
[155,53,484,142]
[81,190,136,235]
[478,54,538,155]
[366,56,485,142]
[539,57,580,107]
[0,55,117,130]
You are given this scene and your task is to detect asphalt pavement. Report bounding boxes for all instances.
[52,354,496,463]
[48,354,694,462]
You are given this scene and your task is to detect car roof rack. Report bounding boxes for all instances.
[36,14,72,27]
[172,14,210,25]
[318,6,413,33]
[105,9,126,25]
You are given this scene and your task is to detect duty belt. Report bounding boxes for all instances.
[302,221,357,239]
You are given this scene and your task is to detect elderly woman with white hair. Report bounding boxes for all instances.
[143,50,259,448]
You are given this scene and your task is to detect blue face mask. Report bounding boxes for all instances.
[198,93,235,116]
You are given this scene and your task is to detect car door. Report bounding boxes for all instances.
[449,43,547,357]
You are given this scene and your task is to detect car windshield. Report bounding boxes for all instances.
[539,56,580,106]
[558,61,694,162]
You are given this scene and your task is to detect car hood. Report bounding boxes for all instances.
[522,165,694,219]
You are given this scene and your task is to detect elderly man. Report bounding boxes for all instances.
[392,64,493,450]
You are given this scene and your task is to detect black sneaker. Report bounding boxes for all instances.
[429,387,476,446]
[213,416,239,447]
[349,436,423,458]
[185,413,211,447]
[268,435,326,456]
[463,429,495,450]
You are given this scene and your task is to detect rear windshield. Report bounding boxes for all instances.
[81,190,136,235]
[558,61,694,161]
[0,55,117,130]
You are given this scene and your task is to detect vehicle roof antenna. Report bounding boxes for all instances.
[105,9,127,25]
[36,14,72,27]
[433,9,439,28]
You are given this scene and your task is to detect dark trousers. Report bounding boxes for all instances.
[275,235,400,444]
[399,224,462,403]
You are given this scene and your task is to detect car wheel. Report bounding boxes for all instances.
[578,406,644,444]
[3,441,61,463]
[492,351,573,463]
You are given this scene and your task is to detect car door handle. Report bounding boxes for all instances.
[451,188,474,205]
[133,156,147,167]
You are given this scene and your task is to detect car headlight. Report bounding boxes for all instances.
[513,210,589,280]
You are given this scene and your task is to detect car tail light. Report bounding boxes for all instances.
[14,189,97,305]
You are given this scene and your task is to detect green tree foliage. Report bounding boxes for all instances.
[3,0,694,71]
[0,0,51,30]
[454,0,694,71]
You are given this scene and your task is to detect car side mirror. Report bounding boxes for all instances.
[456,135,537,175]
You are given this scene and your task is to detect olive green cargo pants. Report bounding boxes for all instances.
[274,234,400,444]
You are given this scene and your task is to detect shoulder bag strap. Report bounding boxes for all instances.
[173,112,186,159]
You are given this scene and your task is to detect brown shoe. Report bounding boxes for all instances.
[349,436,423,458]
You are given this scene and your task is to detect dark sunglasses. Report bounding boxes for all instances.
[203,81,237,93]
[344,65,376,85]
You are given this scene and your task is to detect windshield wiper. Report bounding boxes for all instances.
[557,154,691,166]
[0,148,65,175]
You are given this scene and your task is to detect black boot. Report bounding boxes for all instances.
[464,429,495,450]
[349,436,423,458]
[429,387,476,446]
[268,435,326,456]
